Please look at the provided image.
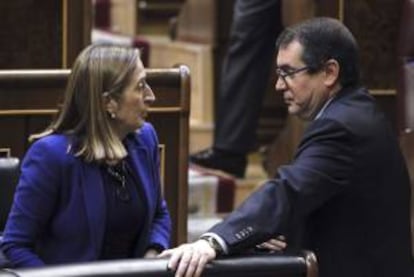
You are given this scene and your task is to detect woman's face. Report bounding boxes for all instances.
[111,59,155,138]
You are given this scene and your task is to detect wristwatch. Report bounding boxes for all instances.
[200,236,223,256]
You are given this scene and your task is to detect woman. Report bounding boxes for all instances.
[0,45,171,267]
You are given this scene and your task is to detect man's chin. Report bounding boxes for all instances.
[288,106,300,116]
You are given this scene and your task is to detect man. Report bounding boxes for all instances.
[160,17,414,277]
[190,0,282,178]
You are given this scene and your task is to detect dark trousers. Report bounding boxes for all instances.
[214,0,282,154]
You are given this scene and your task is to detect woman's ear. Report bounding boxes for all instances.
[323,59,340,87]
[103,92,118,118]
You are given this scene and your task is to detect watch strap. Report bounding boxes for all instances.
[200,235,224,256]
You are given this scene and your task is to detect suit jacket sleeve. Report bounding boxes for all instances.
[1,139,61,267]
[210,118,356,253]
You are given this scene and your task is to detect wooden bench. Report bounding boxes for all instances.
[0,66,190,246]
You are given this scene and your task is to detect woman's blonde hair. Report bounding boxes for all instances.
[31,44,142,163]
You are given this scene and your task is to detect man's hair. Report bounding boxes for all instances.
[31,44,141,163]
[276,17,360,87]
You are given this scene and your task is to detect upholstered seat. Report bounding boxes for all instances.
[0,157,19,233]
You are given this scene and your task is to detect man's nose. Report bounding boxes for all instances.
[274,76,287,93]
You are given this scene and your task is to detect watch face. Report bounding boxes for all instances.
[206,237,222,254]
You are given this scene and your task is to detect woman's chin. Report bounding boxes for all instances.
[136,119,145,128]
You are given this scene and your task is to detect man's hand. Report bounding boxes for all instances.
[256,235,287,252]
[158,239,216,277]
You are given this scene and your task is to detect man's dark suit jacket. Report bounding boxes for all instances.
[211,86,414,277]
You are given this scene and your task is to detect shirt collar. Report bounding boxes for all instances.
[314,96,335,120]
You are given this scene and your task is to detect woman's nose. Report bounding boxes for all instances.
[144,85,156,103]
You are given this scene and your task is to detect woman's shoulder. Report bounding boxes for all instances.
[28,134,71,158]
[140,122,156,134]
[32,133,69,147]
[137,122,157,138]
[128,122,158,146]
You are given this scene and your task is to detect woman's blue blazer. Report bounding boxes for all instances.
[1,123,171,267]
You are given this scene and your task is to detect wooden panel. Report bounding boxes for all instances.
[175,0,234,44]
[0,66,190,246]
[343,0,403,89]
[313,0,341,18]
[311,0,403,90]
[147,36,213,125]
[0,0,91,69]
[137,0,185,35]
[0,117,26,158]
[282,0,316,26]
[65,0,93,68]
[0,0,62,68]
[396,0,414,132]
[110,0,137,36]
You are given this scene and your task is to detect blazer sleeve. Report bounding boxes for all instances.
[144,124,171,250]
[210,118,356,253]
[0,138,62,267]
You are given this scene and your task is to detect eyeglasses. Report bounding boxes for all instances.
[276,65,310,82]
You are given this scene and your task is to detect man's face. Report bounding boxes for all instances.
[275,40,333,121]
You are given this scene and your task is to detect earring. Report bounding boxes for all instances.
[111,113,116,119]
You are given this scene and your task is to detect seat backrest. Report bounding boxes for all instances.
[400,132,414,256]
[0,157,19,232]
[397,0,414,132]
[397,0,414,256]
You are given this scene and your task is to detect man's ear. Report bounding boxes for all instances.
[103,92,118,116]
[323,59,340,87]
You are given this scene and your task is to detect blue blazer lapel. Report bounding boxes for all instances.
[126,141,155,214]
[80,162,106,256]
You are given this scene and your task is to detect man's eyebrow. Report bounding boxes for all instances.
[276,64,293,70]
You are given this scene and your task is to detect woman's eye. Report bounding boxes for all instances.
[137,81,146,91]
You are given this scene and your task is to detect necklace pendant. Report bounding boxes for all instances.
[117,187,131,202]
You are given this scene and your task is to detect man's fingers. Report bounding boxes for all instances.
[160,247,184,272]
[194,254,209,277]
[260,242,277,251]
[159,240,217,277]
[268,239,287,249]
[184,251,201,277]
[175,247,194,277]
[258,239,287,251]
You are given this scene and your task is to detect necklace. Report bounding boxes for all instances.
[106,161,131,202]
